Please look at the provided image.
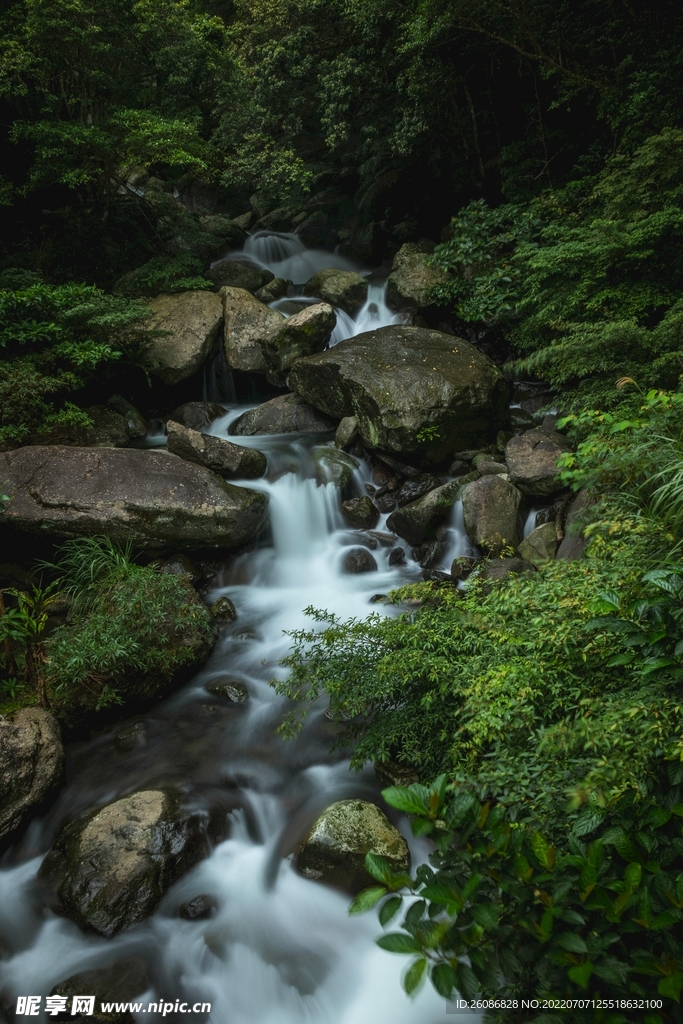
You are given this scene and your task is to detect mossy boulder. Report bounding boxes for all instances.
[144,290,223,385]
[166,420,267,479]
[386,480,459,546]
[297,799,410,894]
[505,428,574,497]
[303,269,368,315]
[461,475,522,555]
[288,325,508,463]
[39,790,212,937]
[260,302,336,382]
[0,709,64,840]
[311,446,358,490]
[385,242,451,313]
[229,393,335,436]
[221,286,285,373]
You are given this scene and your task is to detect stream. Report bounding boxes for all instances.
[0,235,481,1024]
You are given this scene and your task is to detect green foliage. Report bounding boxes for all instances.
[351,780,683,1020]
[113,252,213,298]
[0,283,153,446]
[44,537,215,721]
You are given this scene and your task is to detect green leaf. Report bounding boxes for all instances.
[431,962,457,998]
[556,932,588,954]
[349,886,387,915]
[379,896,403,927]
[625,862,642,889]
[403,957,428,996]
[377,933,423,955]
[658,971,683,1001]
[471,903,499,929]
[381,784,431,816]
[568,962,593,988]
[364,853,407,887]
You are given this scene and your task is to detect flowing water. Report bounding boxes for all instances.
[0,419,473,1024]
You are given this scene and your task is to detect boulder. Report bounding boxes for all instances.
[556,489,594,561]
[30,405,130,448]
[477,557,536,586]
[39,790,210,937]
[255,277,290,304]
[158,553,202,585]
[0,447,268,550]
[179,894,217,920]
[221,286,285,373]
[341,496,379,530]
[144,291,223,385]
[210,595,237,621]
[0,709,64,840]
[169,401,225,431]
[297,799,410,894]
[166,420,267,479]
[51,958,149,1023]
[207,259,274,293]
[260,302,336,379]
[396,474,442,507]
[518,522,558,566]
[386,480,459,546]
[342,547,378,574]
[461,475,522,555]
[288,326,508,462]
[206,680,248,703]
[229,393,335,436]
[476,460,508,476]
[335,416,358,449]
[107,396,149,438]
[385,242,451,313]
[303,269,368,315]
[505,428,573,497]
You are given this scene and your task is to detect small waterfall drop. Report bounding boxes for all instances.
[235,231,359,284]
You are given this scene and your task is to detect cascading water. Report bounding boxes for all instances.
[229,232,359,285]
[0,416,465,1024]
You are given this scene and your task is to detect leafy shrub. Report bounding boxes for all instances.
[350,778,683,1021]
[0,283,153,447]
[43,538,216,725]
[113,252,213,297]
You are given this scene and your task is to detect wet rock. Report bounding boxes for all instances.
[478,557,536,586]
[396,474,441,506]
[0,709,64,840]
[31,405,131,449]
[335,416,358,449]
[476,460,508,476]
[288,325,508,463]
[107,396,149,438]
[385,242,451,313]
[115,722,147,752]
[221,286,285,373]
[341,496,379,530]
[206,680,248,703]
[51,957,150,1023]
[412,539,446,568]
[158,553,202,585]
[374,491,398,513]
[208,258,274,293]
[144,291,223,385]
[255,277,290,303]
[342,548,377,574]
[312,446,358,490]
[229,393,335,436]
[297,799,410,894]
[518,522,558,566]
[261,302,336,378]
[386,480,459,546]
[169,401,225,432]
[389,546,406,566]
[510,407,537,430]
[505,428,573,497]
[450,555,480,580]
[303,269,368,315]
[179,894,217,920]
[39,790,210,937]
[210,596,237,621]
[556,489,595,561]
[0,447,269,550]
[166,420,267,479]
[461,475,522,555]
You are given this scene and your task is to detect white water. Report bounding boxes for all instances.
[269,282,402,347]
[0,422,463,1024]
[235,232,359,285]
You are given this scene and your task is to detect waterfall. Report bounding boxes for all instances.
[229,231,360,285]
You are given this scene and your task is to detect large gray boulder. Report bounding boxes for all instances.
[169,401,225,431]
[221,286,285,373]
[229,393,335,436]
[518,522,558,566]
[303,269,368,315]
[39,790,210,937]
[386,243,451,313]
[386,480,458,546]
[144,291,223,385]
[208,258,273,293]
[166,420,267,479]
[461,475,522,555]
[0,709,64,840]
[505,428,573,497]
[556,489,594,560]
[261,302,336,379]
[288,326,508,462]
[297,799,410,894]
[0,447,268,550]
